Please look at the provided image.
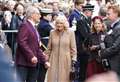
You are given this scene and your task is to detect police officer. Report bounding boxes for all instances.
[38,8,53,47]
[68,0,91,82]
[68,0,84,30]
[37,8,53,82]
[82,3,94,26]
[70,0,94,81]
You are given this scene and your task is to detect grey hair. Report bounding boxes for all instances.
[25,6,40,19]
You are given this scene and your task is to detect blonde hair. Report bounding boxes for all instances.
[55,15,69,30]
[108,4,120,17]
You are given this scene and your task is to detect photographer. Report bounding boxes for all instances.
[100,4,120,77]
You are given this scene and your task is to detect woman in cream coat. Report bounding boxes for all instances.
[46,15,77,82]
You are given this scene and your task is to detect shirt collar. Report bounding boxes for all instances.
[111,18,120,28]
[81,12,88,18]
[28,19,36,27]
[75,8,81,14]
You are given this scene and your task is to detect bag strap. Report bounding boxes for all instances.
[39,41,48,50]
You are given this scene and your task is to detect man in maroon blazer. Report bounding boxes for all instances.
[15,6,50,82]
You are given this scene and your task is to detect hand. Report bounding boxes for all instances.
[43,52,49,61]
[45,62,50,69]
[72,59,77,66]
[4,16,12,24]
[72,60,76,64]
[90,45,99,51]
[39,41,42,47]
[31,56,38,64]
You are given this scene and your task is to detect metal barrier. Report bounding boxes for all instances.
[0,30,18,60]
[0,30,18,33]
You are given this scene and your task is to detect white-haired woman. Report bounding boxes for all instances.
[45,15,77,82]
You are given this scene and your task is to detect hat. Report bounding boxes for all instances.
[74,0,84,4]
[82,3,94,11]
[40,8,53,14]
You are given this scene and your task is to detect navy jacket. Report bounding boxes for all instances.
[68,9,81,27]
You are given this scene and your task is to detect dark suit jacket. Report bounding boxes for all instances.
[101,19,120,75]
[16,20,46,67]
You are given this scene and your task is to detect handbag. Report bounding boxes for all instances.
[69,61,77,81]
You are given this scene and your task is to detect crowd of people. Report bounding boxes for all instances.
[0,0,120,82]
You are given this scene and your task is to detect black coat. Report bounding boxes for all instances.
[75,14,91,54]
[84,32,105,61]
